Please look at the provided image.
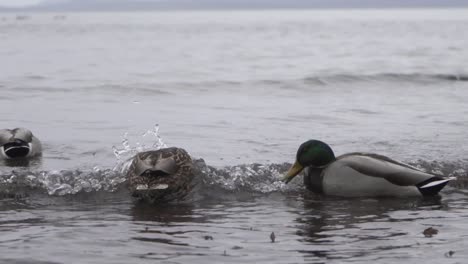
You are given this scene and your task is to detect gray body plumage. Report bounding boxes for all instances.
[126,147,196,203]
[0,128,42,160]
[304,153,453,197]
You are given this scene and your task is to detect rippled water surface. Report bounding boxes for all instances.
[1,8,468,263]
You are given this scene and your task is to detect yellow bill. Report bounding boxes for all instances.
[282,161,304,184]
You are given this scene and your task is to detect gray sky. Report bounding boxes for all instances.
[1,0,468,9]
[0,0,41,7]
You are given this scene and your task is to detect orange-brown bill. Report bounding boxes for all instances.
[282,161,304,184]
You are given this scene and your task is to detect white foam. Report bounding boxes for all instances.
[151,184,169,190]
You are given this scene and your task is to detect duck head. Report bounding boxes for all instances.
[283,140,336,183]
[132,154,177,190]
[0,128,37,159]
[127,148,195,203]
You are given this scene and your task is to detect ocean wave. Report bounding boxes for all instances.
[4,72,466,97]
[300,73,468,85]
[136,73,468,90]
[127,72,468,91]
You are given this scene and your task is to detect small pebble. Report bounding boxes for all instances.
[423,227,438,237]
[445,251,455,258]
[203,235,214,240]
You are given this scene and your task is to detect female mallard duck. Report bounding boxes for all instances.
[126,147,197,203]
[283,140,454,197]
[0,128,42,160]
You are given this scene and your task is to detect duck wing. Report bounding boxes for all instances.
[336,153,453,195]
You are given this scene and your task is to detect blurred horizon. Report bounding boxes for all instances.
[1,0,468,11]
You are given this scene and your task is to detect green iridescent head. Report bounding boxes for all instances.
[283,140,336,183]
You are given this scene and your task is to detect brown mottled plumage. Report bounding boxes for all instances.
[126,147,196,203]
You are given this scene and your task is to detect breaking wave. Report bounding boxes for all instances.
[1,159,467,200]
[1,125,467,199]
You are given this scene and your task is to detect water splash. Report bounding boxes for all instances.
[199,162,296,193]
[112,124,167,161]
[112,133,132,160]
[142,124,167,150]
[0,169,126,196]
[410,160,468,189]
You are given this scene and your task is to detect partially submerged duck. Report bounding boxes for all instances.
[126,147,197,203]
[0,128,42,160]
[283,140,454,197]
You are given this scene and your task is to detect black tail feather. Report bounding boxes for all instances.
[416,177,450,196]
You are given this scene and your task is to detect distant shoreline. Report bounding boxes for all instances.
[2,0,468,13]
[1,5,468,13]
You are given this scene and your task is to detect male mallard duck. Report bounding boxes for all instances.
[283,140,454,197]
[126,147,196,203]
[0,128,42,160]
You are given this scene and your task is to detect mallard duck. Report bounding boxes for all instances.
[283,140,454,197]
[0,128,42,160]
[126,147,196,203]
